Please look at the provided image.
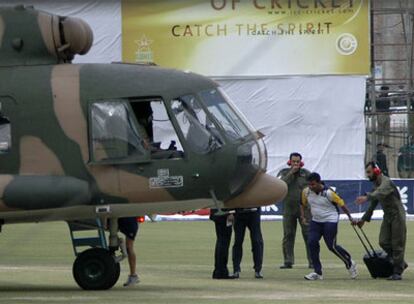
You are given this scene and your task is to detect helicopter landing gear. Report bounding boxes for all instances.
[69,218,124,290]
[73,247,120,290]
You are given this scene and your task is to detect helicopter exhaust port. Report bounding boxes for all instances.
[0,5,93,65]
[38,11,93,62]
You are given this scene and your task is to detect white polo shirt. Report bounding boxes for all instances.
[301,187,345,223]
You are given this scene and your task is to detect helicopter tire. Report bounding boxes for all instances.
[73,248,120,290]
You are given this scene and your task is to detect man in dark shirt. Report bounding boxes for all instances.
[376,86,391,146]
[232,208,264,279]
[376,143,389,176]
[210,208,235,279]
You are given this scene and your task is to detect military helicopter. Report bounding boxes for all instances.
[0,5,287,290]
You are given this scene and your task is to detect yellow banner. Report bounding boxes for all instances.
[122,0,370,76]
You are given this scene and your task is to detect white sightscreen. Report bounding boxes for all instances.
[218,77,366,180]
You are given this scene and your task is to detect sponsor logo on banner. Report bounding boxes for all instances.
[398,186,408,211]
[336,33,358,55]
[135,34,154,63]
[122,0,370,76]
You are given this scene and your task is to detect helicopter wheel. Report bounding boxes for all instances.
[73,248,120,290]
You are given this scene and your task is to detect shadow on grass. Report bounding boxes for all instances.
[0,283,209,293]
[0,285,82,292]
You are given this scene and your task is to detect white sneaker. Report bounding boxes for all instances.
[123,274,140,287]
[304,272,323,281]
[348,260,358,279]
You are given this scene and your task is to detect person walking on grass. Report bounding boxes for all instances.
[301,173,357,281]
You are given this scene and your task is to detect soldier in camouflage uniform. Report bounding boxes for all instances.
[277,153,312,269]
[356,162,407,280]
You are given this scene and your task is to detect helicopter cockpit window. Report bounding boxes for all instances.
[171,95,222,154]
[199,88,251,140]
[90,101,148,162]
[0,115,11,153]
[129,99,185,159]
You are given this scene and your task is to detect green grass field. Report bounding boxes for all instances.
[0,220,413,304]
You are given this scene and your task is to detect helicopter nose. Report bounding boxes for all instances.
[224,173,287,208]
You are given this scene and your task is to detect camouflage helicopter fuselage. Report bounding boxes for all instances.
[0,5,287,225]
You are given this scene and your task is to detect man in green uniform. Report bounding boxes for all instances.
[356,161,407,280]
[277,152,312,269]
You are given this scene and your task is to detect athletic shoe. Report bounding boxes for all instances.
[279,263,292,269]
[232,271,240,279]
[304,272,323,281]
[387,274,402,281]
[123,274,140,287]
[348,260,358,279]
[255,271,264,279]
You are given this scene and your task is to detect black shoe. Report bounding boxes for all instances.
[255,271,264,279]
[387,274,402,281]
[213,275,236,280]
[212,270,234,279]
[280,264,292,269]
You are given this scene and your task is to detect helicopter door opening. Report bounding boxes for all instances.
[129,99,184,160]
[89,100,150,163]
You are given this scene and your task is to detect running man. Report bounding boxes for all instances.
[301,172,357,280]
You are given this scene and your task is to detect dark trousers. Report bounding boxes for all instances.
[282,214,312,265]
[232,211,264,273]
[308,221,352,275]
[212,216,232,277]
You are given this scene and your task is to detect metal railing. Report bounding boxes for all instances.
[365,104,414,178]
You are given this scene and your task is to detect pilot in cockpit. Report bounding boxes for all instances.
[131,100,182,159]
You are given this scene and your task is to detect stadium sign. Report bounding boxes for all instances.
[122,0,370,76]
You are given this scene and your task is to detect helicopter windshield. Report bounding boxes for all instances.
[171,95,223,154]
[198,88,254,141]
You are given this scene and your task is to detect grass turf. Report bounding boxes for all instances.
[0,220,413,303]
